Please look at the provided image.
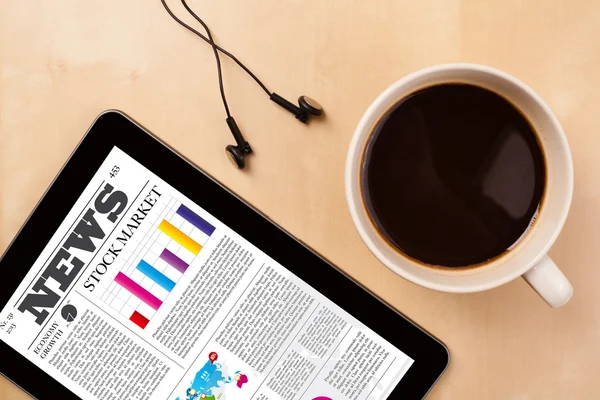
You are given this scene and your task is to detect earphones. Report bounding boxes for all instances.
[161,0,324,169]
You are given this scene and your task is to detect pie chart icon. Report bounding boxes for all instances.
[61,304,77,322]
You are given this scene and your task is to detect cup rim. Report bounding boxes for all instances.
[345,63,574,292]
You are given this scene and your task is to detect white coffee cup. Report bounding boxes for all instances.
[345,63,573,308]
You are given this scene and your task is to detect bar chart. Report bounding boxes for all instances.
[97,193,217,331]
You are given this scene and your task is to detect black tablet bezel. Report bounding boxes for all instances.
[0,111,448,399]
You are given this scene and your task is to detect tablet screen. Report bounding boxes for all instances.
[0,147,413,400]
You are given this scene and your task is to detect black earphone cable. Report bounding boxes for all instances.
[160,0,272,98]
[180,0,230,117]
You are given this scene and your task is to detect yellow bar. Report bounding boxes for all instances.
[158,220,202,255]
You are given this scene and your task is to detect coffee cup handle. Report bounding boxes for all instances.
[522,254,573,308]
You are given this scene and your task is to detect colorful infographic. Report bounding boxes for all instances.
[176,353,248,400]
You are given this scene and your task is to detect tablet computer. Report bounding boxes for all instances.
[0,111,448,400]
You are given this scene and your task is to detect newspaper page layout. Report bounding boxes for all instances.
[0,147,413,400]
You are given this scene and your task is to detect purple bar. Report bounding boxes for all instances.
[160,249,189,274]
[176,204,216,237]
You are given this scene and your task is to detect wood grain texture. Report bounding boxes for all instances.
[1,0,599,399]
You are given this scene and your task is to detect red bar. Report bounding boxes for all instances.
[130,311,150,329]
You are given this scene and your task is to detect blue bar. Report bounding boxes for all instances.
[136,260,175,292]
[176,204,216,236]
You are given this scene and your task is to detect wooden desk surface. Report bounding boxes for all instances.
[1,0,599,398]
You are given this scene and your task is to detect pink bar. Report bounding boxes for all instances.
[114,272,163,310]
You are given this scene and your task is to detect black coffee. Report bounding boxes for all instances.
[362,83,546,267]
